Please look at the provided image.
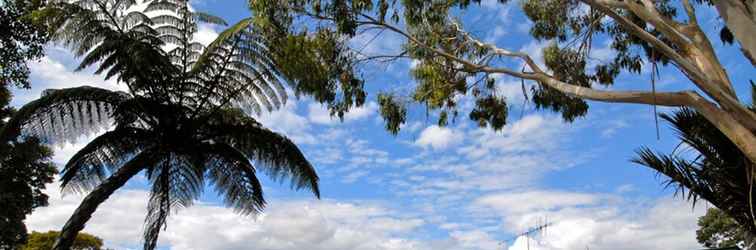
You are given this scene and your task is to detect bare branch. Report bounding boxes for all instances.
[449,22,543,73]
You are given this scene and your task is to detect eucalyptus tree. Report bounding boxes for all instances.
[634,86,756,247]
[249,0,756,238]
[248,0,756,169]
[2,0,320,249]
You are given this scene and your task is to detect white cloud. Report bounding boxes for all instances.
[27,182,427,250]
[193,24,220,46]
[308,102,378,125]
[504,198,706,250]
[468,190,705,250]
[257,101,316,144]
[50,141,89,165]
[600,119,630,138]
[415,125,463,150]
[14,54,126,106]
[401,114,587,198]
[473,190,604,214]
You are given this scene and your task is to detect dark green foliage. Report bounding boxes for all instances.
[633,107,756,235]
[249,0,368,120]
[21,231,102,250]
[697,208,746,248]
[377,93,406,134]
[469,95,508,130]
[534,44,589,121]
[0,91,56,249]
[0,2,56,247]
[13,1,320,249]
[0,0,48,88]
[0,136,56,249]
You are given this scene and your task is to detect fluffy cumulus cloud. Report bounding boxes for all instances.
[415,125,463,150]
[308,102,378,125]
[27,182,426,250]
[399,114,586,200]
[13,51,126,106]
[470,190,705,250]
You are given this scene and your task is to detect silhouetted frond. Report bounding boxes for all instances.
[633,107,755,232]
[193,11,227,25]
[143,152,204,250]
[61,126,151,194]
[2,86,128,144]
[205,111,320,198]
[191,18,288,116]
[201,143,265,215]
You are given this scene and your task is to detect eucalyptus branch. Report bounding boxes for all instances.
[681,0,698,26]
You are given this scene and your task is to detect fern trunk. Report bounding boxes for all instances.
[53,164,144,250]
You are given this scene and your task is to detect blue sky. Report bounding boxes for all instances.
[17,0,756,249]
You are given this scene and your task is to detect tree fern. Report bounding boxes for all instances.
[10,1,321,249]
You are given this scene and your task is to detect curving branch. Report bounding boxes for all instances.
[348,5,756,164]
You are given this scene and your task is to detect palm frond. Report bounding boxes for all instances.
[1,86,128,145]
[634,108,756,231]
[632,147,714,205]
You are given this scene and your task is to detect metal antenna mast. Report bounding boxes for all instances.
[501,217,553,250]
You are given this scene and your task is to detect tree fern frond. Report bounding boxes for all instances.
[149,14,185,28]
[143,0,180,13]
[1,86,128,145]
[192,11,227,25]
[192,18,253,72]
[206,113,320,198]
[223,68,277,113]
[202,143,266,215]
[157,34,183,45]
[61,127,151,194]
[121,11,152,30]
[226,61,284,108]
[155,26,184,39]
[112,0,139,13]
[143,153,204,250]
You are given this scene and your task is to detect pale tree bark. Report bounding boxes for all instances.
[53,161,145,250]
[714,0,756,65]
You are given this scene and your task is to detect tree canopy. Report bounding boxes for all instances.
[21,231,103,250]
[0,0,48,88]
[697,208,747,249]
[0,0,56,248]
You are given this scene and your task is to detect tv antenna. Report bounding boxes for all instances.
[500,217,553,250]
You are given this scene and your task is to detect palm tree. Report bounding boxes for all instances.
[633,87,756,249]
[2,1,320,249]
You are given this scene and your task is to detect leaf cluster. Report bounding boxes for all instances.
[21,231,103,250]
[0,0,49,88]
[696,208,746,248]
